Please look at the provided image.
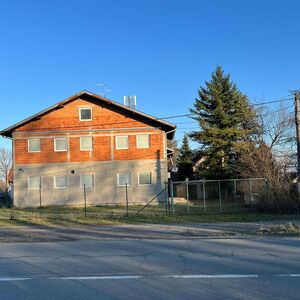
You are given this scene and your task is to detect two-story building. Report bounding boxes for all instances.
[0,91,176,207]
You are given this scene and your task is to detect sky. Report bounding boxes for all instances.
[0,0,299,150]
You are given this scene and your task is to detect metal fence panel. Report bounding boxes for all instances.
[170,178,267,215]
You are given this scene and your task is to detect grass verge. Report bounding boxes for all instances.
[1,205,300,227]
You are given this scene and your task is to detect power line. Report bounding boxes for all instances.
[250,97,293,106]
[175,127,199,130]
[2,96,294,134]
[259,104,294,117]
[173,121,198,125]
[174,104,294,124]
[158,97,294,120]
[158,113,195,120]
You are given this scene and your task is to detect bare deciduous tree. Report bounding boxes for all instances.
[239,106,295,177]
[237,105,299,213]
[259,105,295,153]
[0,148,12,191]
[263,105,296,174]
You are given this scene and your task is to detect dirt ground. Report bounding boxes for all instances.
[1,220,300,243]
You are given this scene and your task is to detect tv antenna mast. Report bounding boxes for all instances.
[97,83,112,98]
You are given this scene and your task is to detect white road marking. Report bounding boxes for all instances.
[164,274,259,279]
[0,277,31,281]
[0,273,300,282]
[275,274,300,277]
[59,276,142,280]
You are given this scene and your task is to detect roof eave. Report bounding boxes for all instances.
[0,90,176,138]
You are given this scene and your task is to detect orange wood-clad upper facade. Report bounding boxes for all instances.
[1,91,176,165]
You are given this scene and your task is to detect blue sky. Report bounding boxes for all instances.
[0,0,299,150]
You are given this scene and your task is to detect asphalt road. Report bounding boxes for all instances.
[0,237,300,299]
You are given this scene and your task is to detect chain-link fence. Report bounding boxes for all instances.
[0,178,268,225]
[169,178,268,215]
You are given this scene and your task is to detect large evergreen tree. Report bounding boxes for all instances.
[190,66,258,179]
[176,134,194,180]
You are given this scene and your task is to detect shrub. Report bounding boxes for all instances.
[257,184,300,214]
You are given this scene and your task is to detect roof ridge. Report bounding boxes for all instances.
[0,91,176,138]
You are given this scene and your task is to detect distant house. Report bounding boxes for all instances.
[0,91,176,207]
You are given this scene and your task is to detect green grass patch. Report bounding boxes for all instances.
[0,206,300,227]
[1,205,300,227]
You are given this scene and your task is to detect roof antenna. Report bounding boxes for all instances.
[123,95,137,109]
[97,83,112,98]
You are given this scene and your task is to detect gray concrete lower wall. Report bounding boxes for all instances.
[13,160,168,208]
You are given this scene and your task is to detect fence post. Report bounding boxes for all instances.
[218,180,222,213]
[170,180,175,215]
[249,179,253,210]
[10,204,15,220]
[186,178,190,214]
[84,184,87,218]
[39,183,42,208]
[265,179,269,203]
[125,182,129,217]
[203,180,206,213]
[165,181,169,216]
[234,179,237,211]
[168,181,171,215]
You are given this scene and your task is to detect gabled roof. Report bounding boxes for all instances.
[0,90,176,139]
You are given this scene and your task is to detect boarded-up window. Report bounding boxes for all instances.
[54,138,68,152]
[28,176,41,190]
[117,173,131,186]
[116,136,129,149]
[137,134,150,148]
[81,174,94,188]
[139,172,152,185]
[54,176,68,189]
[80,136,93,151]
[28,139,41,152]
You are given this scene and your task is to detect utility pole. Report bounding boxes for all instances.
[294,92,300,194]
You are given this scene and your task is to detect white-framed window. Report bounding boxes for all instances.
[79,107,92,121]
[137,134,150,149]
[28,139,41,152]
[80,136,93,151]
[117,173,131,186]
[28,176,41,190]
[54,138,68,152]
[54,176,68,189]
[116,136,129,149]
[138,172,152,185]
[80,174,95,188]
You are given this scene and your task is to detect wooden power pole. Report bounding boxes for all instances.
[295,92,300,194]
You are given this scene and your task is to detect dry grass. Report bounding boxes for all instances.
[1,205,300,227]
[258,222,300,236]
